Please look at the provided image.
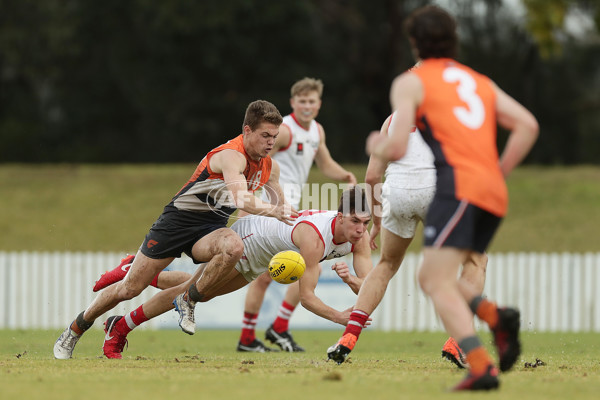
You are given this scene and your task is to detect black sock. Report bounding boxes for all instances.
[187,283,204,302]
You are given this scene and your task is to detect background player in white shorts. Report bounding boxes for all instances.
[98,188,373,359]
[238,77,358,352]
[328,112,488,368]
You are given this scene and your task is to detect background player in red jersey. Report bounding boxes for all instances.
[328,5,538,392]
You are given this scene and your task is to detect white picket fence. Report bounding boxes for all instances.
[1,251,599,332]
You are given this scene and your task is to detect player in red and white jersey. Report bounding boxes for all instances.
[236,210,355,282]
[272,112,321,206]
[239,78,357,352]
[91,188,373,358]
[330,6,538,392]
[54,100,298,360]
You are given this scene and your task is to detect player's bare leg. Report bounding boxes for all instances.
[54,251,172,359]
[102,233,248,358]
[443,252,488,369]
[459,252,487,298]
[418,247,499,391]
[328,228,411,364]
[154,271,191,289]
[93,254,190,292]
[173,228,244,334]
[103,260,249,359]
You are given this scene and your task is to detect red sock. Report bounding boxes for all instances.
[117,305,149,334]
[240,312,258,345]
[150,273,160,288]
[343,309,369,338]
[272,301,295,333]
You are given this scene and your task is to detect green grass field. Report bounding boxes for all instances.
[1,164,599,252]
[2,164,598,398]
[1,329,598,400]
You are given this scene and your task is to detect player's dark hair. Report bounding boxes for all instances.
[338,186,370,216]
[242,100,283,131]
[405,5,458,59]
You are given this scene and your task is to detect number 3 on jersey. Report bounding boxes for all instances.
[443,67,485,130]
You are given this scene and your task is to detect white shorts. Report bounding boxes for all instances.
[234,257,266,282]
[381,184,436,239]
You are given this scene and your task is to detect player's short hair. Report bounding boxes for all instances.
[338,186,370,216]
[290,77,324,98]
[242,100,283,131]
[405,5,458,59]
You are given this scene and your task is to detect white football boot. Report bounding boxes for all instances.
[173,293,196,335]
[53,326,81,359]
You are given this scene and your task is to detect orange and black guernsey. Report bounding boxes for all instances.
[167,134,272,223]
[412,58,508,217]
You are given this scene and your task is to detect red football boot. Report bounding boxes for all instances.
[93,255,135,292]
[103,316,128,359]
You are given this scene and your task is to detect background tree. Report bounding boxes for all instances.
[0,0,598,164]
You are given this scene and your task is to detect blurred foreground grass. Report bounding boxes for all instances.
[1,329,598,400]
[0,164,598,252]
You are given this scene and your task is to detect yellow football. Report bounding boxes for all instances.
[268,250,306,284]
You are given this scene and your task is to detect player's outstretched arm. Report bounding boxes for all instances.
[213,150,298,224]
[294,224,350,326]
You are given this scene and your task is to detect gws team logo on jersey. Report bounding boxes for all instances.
[247,171,263,192]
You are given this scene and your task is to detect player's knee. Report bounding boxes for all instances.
[220,232,244,261]
[115,281,145,300]
[379,255,402,274]
[416,267,434,296]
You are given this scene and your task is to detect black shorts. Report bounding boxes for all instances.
[423,195,502,253]
[140,205,227,262]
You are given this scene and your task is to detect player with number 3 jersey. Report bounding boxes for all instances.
[332,6,539,392]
